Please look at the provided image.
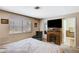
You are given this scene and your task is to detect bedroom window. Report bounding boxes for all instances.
[9,18,32,34]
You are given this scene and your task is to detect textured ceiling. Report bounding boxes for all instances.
[0,6,79,19]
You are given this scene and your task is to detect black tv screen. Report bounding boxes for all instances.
[47,19,62,28]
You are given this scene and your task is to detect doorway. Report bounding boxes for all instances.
[62,17,76,48]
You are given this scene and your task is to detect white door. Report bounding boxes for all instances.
[62,17,76,48]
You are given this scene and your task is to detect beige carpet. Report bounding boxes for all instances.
[60,45,79,53]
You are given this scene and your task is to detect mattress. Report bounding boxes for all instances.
[0,38,63,53]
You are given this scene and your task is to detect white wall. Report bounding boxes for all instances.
[40,19,48,39]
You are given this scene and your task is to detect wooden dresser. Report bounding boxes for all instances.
[47,29,62,45]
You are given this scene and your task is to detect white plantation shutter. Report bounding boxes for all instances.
[9,18,31,34]
[22,19,31,32]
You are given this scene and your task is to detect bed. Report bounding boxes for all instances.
[0,38,64,53]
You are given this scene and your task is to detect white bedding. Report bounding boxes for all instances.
[0,38,63,53]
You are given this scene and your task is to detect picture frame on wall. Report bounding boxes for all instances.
[34,23,37,27]
[1,19,9,24]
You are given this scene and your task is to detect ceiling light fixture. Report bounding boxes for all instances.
[35,6,40,9]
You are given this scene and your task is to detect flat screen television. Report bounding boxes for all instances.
[47,19,62,28]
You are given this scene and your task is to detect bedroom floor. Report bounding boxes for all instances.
[45,41,79,53]
[0,40,79,53]
[60,45,79,53]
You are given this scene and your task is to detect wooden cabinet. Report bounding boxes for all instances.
[47,31,62,45]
